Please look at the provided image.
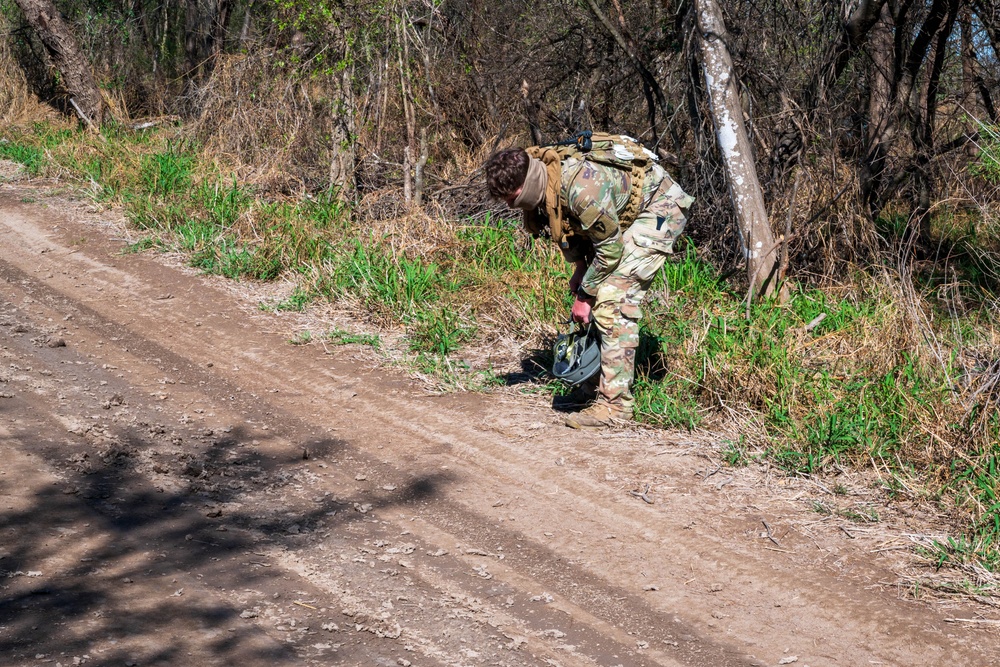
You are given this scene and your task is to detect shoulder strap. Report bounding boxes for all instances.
[524,146,573,248]
[525,133,656,241]
[546,134,654,230]
[620,160,649,230]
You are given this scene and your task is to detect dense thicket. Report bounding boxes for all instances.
[2,1,998,282]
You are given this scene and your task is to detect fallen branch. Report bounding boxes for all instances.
[69,97,97,131]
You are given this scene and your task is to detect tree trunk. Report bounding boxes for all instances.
[212,0,233,59]
[694,0,780,298]
[862,2,895,214]
[863,0,956,218]
[584,0,668,145]
[913,0,959,243]
[804,0,889,111]
[960,7,997,125]
[186,0,208,77]
[520,80,543,146]
[13,0,105,126]
[772,0,887,179]
[186,0,228,79]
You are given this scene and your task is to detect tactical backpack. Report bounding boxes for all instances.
[523,131,660,249]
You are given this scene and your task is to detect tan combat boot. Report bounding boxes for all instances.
[564,401,631,429]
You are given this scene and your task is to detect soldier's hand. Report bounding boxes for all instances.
[571,294,594,323]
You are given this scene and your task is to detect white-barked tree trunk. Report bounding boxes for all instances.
[695,0,779,298]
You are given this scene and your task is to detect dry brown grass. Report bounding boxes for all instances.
[0,21,58,126]
[189,53,354,194]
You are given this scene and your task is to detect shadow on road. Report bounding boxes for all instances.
[0,422,451,666]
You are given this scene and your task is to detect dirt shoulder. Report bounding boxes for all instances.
[0,183,997,667]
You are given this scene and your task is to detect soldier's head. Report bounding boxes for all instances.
[486,148,548,210]
[485,148,530,206]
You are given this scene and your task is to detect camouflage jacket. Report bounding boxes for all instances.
[557,157,668,295]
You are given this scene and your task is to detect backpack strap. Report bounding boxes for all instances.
[525,135,654,242]
[619,161,649,230]
[524,145,574,248]
[599,137,652,230]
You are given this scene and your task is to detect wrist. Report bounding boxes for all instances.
[576,286,594,300]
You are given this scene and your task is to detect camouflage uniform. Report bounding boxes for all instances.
[557,157,693,416]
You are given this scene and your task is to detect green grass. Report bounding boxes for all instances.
[629,246,1000,568]
[0,140,45,175]
[327,328,381,348]
[140,144,194,196]
[408,305,476,356]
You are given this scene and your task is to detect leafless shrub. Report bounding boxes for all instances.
[188,52,354,194]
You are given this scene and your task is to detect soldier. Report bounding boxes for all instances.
[485,135,693,428]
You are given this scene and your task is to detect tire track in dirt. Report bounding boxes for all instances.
[0,208,749,666]
[1,190,997,666]
[0,206,740,665]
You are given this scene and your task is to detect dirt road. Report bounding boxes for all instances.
[0,185,996,667]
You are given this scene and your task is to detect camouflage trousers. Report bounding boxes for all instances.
[591,179,690,415]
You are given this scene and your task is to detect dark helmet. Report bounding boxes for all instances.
[551,323,601,386]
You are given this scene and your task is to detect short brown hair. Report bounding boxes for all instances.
[485,148,529,198]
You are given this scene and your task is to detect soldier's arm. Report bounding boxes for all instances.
[566,165,624,296]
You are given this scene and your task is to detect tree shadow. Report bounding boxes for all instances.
[0,422,452,666]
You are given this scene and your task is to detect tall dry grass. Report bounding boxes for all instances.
[188,52,355,196]
[0,15,55,126]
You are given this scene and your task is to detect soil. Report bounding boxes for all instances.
[0,181,997,667]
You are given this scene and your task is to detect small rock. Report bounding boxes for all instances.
[397,660,411,667]
[643,585,659,591]
[321,622,338,631]
[709,583,724,592]
[182,461,204,477]
[46,338,66,348]
[778,657,798,665]
[355,473,367,481]
[286,524,301,534]
[240,610,258,619]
